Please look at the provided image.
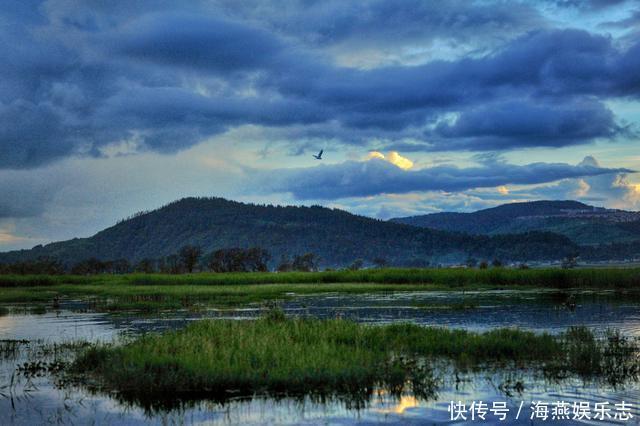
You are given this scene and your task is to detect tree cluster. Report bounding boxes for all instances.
[0,257,65,275]
[207,247,271,272]
[276,253,319,272]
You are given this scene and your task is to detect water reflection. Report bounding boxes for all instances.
[3,366,637,425]
[0,290,639,424]
[3,289,640,343]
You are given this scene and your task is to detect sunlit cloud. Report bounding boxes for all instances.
[497,185,509,195]
[573,179,591,197]
[366,151,414,170]
[366,151,386,161]
[614,175,640,208]
[0,229,26,245]
[256,155,633,200]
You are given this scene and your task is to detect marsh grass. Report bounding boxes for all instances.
[70,315,638,409]
[1,267,639,312]
[122,268,640,288]
[2,267,640,288]
[0,283,449,310]
[545,327,640,386]
[73,317,441,405]
[29,305,47,315]
[0,339,28,360]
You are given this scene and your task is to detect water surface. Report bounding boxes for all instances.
[1,289,639,424]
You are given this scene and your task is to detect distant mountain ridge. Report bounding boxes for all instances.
[391,200,640,246]
[0,197,580,268]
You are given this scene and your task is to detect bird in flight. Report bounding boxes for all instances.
[312,149,323,160]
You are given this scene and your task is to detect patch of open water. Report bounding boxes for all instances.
[0,290,639,424]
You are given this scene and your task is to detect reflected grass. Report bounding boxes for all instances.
[0,283,459,311]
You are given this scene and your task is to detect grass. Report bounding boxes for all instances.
[0,282,451,310]
[1,267,639,312]
[2,267,640,288]
[72,315,639,408]
[0,339,28,360]
[29,305,47,315]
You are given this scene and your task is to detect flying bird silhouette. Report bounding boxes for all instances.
[312,149,323,160]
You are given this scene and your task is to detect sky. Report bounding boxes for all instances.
[1,0,639,250]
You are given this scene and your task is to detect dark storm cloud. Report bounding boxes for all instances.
[256,157,635,200]
[209,0,546,49]
[431,99,622,150]
[255,29,640,151]
[112,13,284,72]
[272,29,637,113]
[0,101,78,168]
[551,0,629,11]
[92,87,329,153]
[1,2,640,170]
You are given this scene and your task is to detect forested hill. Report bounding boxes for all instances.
[391,200,640,246]
[0,197,578,268]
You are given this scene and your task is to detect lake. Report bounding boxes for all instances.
[1,289,639,425]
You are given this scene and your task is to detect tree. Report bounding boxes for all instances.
[277,255,293,272]
[109,258,131,274]
[561,255,578,269]
[207,247,271,272]
[135,258,155,273]
[245,247,271,272]
[292,253,318,272]
[479,260,489,269]
[71,258,106,275]
[492,258,503,268]
[9,257,65,275]
[372,257,387,268]
[179,245,202,273]
[157,257,168,273]
[208,248,244,272]
[166,254,181,274]
[348,259,364,271]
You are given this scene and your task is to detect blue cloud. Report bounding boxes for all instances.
[0,3,639,169]
[213,0,545,50]
[431,98,622,150]
[254,156,635,200]
[111,13,284,72]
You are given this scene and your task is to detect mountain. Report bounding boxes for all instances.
[391,200,640,246]
[0,197,579,268]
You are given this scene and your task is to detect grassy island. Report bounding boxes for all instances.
[72,314,639,408]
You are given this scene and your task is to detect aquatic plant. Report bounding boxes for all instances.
[29,305,47,315]
[552,326,640,386]
[0,340,28,360]
[70,316,572,406]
